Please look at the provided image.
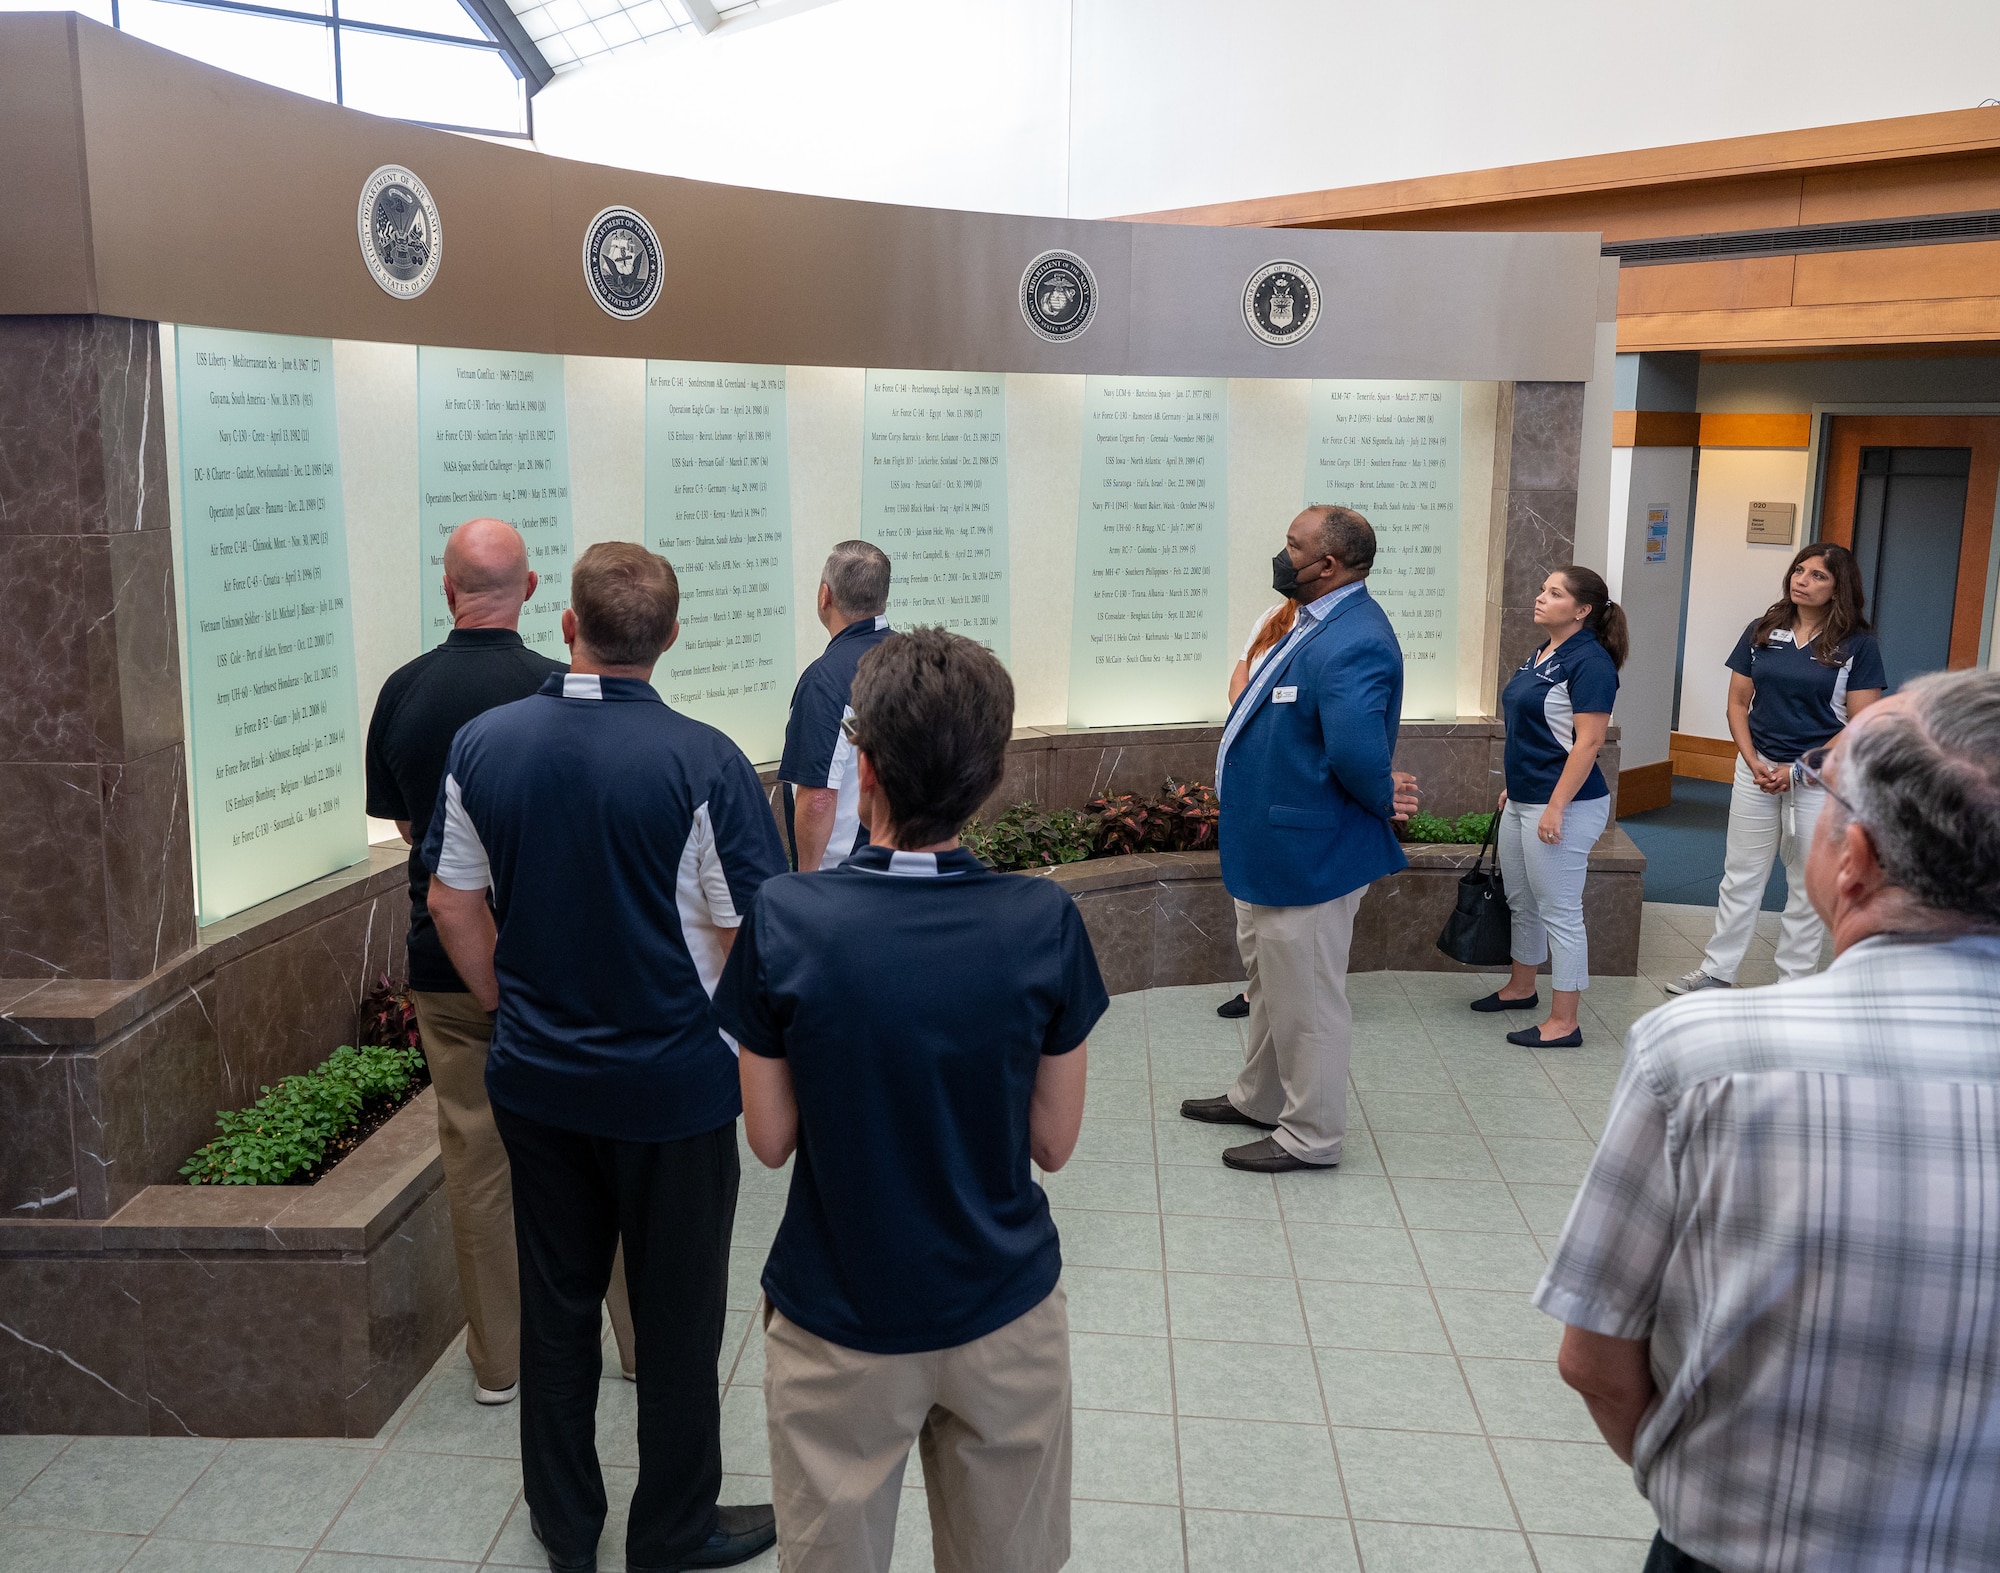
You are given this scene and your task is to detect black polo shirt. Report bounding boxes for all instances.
[778,617,893,869]
[364,628,563,992]
[712,844,1109,1354]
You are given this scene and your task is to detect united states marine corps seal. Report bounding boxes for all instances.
[1243,260,1321,347]
[357,165,441,300]
[582,206,663,320]
[1020,250,1097,343]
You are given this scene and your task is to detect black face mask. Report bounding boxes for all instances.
[1272,548,1314,601]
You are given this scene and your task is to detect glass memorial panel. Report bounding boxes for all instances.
[1068,375,1230,727]
[417,346,573,659]
[174,324,364,925]
[1305,380,1461,719]
[644,360,795,765]
[859,370,1008,660]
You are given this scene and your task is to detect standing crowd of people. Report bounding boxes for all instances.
[366,507,2000,1573]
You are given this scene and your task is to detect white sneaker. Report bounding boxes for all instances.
[474,1381,518,1406]
[1665,969,1731,996]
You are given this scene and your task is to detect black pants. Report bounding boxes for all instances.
[1643,1532,1723,1573]
[493,1104,740,1570]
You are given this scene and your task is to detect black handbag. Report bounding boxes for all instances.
[1435,815,1513,967]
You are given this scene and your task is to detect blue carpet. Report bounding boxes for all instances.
[1620,776,1788,911]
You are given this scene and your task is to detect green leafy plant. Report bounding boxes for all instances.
[1403,810,1497,844]
[963,802,1099,871]
[180,1043,427,1186]
[358,976,421,1051]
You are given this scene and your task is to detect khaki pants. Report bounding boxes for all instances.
[762,1286,1071,1573]
[1230,890,1363,1166]
[412,990,636,1389]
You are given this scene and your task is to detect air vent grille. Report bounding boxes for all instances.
[1605,209,2000,266]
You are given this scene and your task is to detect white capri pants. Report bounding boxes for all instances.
[1699,755,1829,984]
[1496,795,1611,992]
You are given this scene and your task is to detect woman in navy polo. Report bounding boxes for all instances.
[1475,565,1626,1047]
[1668,543,1883,995]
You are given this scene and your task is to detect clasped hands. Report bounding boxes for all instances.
[1750,758,1791,795]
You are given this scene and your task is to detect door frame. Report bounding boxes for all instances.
[1807,409,2000,670]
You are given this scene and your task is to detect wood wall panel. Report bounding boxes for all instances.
[1791,239,2000,306]
[1619,297,2000,353]
[1798,152,2000,224]
[1698,413,1812,448]
[1818,415,2000,670]
[1617,256,1796,315]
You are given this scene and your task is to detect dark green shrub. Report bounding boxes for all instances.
[1404,810,1498,844]
[181,1043,426,1186]
[963,802,1098,871]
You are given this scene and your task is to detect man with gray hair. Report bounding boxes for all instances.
[779,540,894,870]
[1537,667,2000,1573]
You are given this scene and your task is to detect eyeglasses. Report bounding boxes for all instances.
[840,714,862,745]
[1791,744,1857,817]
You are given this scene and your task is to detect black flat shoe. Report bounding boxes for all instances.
[530,1512,597,1573]
[1180,1095,1277,1129]
[633,1505,778,1572]
[1216,993,1250,1019]
[1470,991,1539,1013]
[1506,1025,1583,1048]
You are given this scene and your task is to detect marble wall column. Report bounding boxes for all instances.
[0,315,194,980]
[1495,381,1587,686]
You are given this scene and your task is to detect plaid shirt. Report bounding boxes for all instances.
[1536,932,2000,1573]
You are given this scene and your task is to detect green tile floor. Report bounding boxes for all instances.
[0,904,1779,1573]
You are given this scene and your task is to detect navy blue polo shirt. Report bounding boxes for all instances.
[712,844,1109,1354]
[1501,629,1619,803]
[778,617,893,869]
[422,672,788,1143]
[1725,622,1886,763]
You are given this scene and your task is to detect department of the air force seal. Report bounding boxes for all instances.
[357,165,442,300]
[1020,250,1097,343]
[1243,260,1321,347]
[582,206,663,320]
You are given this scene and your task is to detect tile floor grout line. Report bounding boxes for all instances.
[1397,969,1549,1571]
[1138,990,1195,1573]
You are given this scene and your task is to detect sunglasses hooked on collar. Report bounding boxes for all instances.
[840,714,862,746]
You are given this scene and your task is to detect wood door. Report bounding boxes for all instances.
[1820,415,2000,670]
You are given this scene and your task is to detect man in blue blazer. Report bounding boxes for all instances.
[1184,506,1417,1172]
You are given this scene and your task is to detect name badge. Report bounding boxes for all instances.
[1272,686,1298,704]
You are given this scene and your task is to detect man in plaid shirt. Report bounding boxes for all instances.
[1536,667,2000,1573]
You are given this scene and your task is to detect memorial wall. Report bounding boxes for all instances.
[160,341,1504,915]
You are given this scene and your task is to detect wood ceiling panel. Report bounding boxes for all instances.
[1792,239,2000,306]
[1617,256,1795,315]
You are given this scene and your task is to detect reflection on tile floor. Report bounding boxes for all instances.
[0,905,1764,1572]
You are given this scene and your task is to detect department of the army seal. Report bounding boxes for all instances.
[1020,250,1097,343]
[582,205,663,320]
[357,165,442,300]
[1243,260,1321,347]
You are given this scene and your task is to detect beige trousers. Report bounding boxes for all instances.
[1229,890,1363,1166]
[762,1286,1072,1573]
[412,990,636,1389]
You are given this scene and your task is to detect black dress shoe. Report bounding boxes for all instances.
[1470,990,1539,1013]
[1180,1095,1277,1129]
[529,1511,597,1573]
[1222,1136,1336,1173]
[1216,993,1250,1019]
[1506,1024,1583,1048]
[632,1505,778,1572]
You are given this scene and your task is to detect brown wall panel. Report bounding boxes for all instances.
[1698,413,1811,448]
[1792,238,2000,306]
[1619,298,2000,353]
[1617,256,1795,315]
[1799,152,2000,224]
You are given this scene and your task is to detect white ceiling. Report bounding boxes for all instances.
[501,0,772,71]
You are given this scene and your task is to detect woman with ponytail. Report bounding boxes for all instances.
[1667,543,1883,996]
[1474,565,1626,1047]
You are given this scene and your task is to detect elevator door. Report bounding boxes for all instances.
[1851,446,1970,691]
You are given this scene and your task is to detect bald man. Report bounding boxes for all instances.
[366,519,636,1404]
